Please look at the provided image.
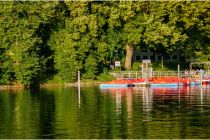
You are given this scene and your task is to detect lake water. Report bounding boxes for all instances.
[0,85,210,139]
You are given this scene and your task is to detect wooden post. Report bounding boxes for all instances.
[178,64,180,86]
[129,71,130,79]
[189,64,192,77]
[141,63,144,78]
[178,64,180,79]
[146,62,148,85]
[78,71,80,89]
[200,73,203,85]
[190,64,192,71]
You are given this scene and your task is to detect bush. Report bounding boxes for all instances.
[82,55,98,79]
[45,74,65,84]
[132,62,141,71]
[97,68,115,81]
[152,62,168,71]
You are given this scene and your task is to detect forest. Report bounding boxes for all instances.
[0,1,209,87]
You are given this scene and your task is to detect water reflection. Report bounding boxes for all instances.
[101,85,210,139]
[1,86,210,139]
[142,87,153,121]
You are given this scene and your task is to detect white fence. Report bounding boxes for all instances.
[110,71,189,79]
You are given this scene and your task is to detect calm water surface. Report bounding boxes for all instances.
[0,85,210,139]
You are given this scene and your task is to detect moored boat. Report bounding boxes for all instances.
[100,83,135,89]
[149,83,183,88]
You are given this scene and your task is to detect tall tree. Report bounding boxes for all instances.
[49,1,111,81]
[0,1,58,86]
[107,1,186,70]
[171,1,210,62]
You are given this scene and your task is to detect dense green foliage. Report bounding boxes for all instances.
[0,1,209,87]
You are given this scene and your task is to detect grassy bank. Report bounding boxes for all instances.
[0,81,101,90]
[40,79,101,88]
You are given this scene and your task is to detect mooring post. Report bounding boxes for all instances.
[178,64,180,86]
[141,63,144,78]
[146,62,148,85]
[129,71,130,79]
[200,73,203,86]
[178,64,180,78]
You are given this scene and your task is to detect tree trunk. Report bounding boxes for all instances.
[125,44,133,70]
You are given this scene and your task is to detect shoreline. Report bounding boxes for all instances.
[0,84,24,90]
[40,81,101,88]
[0,81,101,90]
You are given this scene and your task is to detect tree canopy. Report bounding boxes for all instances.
[0,1,209,87]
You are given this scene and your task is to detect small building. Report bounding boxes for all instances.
[132,48,180,62]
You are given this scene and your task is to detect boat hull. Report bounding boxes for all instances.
[150,83,183,88]
[100,84,135,89]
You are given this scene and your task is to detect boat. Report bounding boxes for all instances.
[149,83,183,88]
[99,83,135,89]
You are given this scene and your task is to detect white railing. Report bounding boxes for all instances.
[110,71,188,79]
[110,71,141,79]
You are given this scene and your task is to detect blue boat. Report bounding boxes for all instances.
[100,84,135,89]
[190,81,201,85]
[150,83,183,88]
